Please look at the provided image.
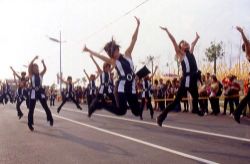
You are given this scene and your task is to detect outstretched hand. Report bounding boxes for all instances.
[134,16,140,26]
[82,45,89,52]
[160,26,168,32]
[196,32,200,39]
[236,26,243,33]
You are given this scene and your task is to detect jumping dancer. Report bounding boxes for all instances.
[28,56,53,131]
[157,27,203,126]
[86,55,117,115]
[10,66,29,119]
[57,75,82,113]
[234,26,250,123]
[83,16,142,118]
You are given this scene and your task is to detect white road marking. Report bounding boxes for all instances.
[59,107,250,143]
[37,109,219,164]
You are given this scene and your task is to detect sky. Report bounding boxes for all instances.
[0,0,249,86]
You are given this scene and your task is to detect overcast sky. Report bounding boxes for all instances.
[0,0,249,86]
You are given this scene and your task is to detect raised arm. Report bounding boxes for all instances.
[236,26,249,47]
[83,69,90,81]
[90,55,102,73]
[40,59,47,76]
[13,74,18,86]
[190,32,200,54]
[57,74,68,84]
[10,66,21,79]
[28,56,38,77]
[73,78,80,85]
[83,45,114,66]
[125,17,140,59]
[160,26,182,56]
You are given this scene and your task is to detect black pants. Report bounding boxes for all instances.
[87,94,95,107]
[58,93,81,111]
[224,97,239,114]
[234,91,250,116]
[2,92,13,104]
[199,92,208,113]
[91,92,142,117]
[166,95,174,108]
[160,76,200,119]
[182,100,189,111]
[158,95,165,111]
[50,97,55,106]
[209,97,220,114]
[16,96,29,117]
[28,91,53,125]
[141,97,154,118]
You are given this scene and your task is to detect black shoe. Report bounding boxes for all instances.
[77,106,82,110]
[88,105,96,118]
[156,114,165,127]
[150,113,154,119]
[193,110,204,116]
[57,107,61,114]
[197,110,204,117]
[49,118,54,126]
[214,112,220,116]
[18,113,23,120]
[28,123,34,131]
[233,113,240,124]
[140,115,143,120]
[192,110,197,114]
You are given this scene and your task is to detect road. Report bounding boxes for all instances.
[0,102,250,164]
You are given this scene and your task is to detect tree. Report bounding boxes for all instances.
[205,41,224,75]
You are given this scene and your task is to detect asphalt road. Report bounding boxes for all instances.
[0,102,250,164]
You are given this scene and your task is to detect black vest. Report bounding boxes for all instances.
[181,51,198,76]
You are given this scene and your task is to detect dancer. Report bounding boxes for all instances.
[83,70,98,108]
[1,80,14,104]
[49,87,56,106]
[28,56,53,131]
[10,66,29,119]
[86,55,117,115]
[234,26,250,123]
[140,66,157,119]
[57,75,82,113]
[157,27,203,126]
[83,16,142,118]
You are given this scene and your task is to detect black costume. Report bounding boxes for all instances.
[88,55,142,118]
[140,78,154,119]
[57,83,82,113]
[28,74,53,131]
[157,51,203,126]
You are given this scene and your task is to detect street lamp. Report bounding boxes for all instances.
[47,31,66,92]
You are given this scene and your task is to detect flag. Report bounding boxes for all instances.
[136,65,151,79]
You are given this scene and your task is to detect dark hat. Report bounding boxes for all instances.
[136,66,151,79]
